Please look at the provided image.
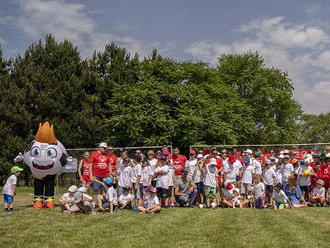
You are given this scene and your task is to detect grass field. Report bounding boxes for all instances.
[0,187,329,248]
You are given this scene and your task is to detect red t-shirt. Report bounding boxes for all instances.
[170,154,187,176]
[205,157,223,183]
[81,159,91,182]
[107,154,118,173]
[323,166,330,188]
[89,151,111,178]
[311,168,324,188]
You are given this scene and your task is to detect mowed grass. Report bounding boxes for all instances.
[0,187,329,248]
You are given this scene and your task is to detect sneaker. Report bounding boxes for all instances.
[63,210,71,214]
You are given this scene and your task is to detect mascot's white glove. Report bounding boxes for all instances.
[14,152,24,163]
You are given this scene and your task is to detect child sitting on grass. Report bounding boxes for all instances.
[310,179,325,206]
[231,188,242,208]
[98,177,118,213]
[76,187,95,213]
[118,187,135,209]
[138,187,161,214]
[3,166,23,213]
[272,184,292,210]
[59,185,80,213]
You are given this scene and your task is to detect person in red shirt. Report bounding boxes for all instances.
[323,156,330,205]
[106,145,118,177]
[89,143,112,203]
[170,147,187,176]
[311,161,324,189]
[78,152,91,190]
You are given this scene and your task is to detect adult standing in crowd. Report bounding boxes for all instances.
[78,152,91,190]
[170,147,187,177]
[89,143,112,204]
[106,145,118,183]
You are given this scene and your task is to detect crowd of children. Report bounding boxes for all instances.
[3,144,330,213]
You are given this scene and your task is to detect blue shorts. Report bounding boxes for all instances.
[92,177,106,191]
[196,182,204,193]
[3,194,14,204]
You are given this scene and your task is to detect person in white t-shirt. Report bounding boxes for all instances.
[118,187,135,209]
[131,155,142,206]
[117,157,133,195]
[253,175,265,209]
[310,179,325,206]
[148,150,159,187]
[240,157,255,198]
[138,187,161,213]
[274,163,282,185]
[3,166,23,213]
[202,159,218,208]
[59,185,80,213]
[223,155,239,184]
[75,187,95,213]
[98,177,117,213]
[263,159,276,206]
[141,158,153,201]
[252,152,262,175]
[298,160,315,203]
[272,183,291,210]
[280,155,294,184]
[154,156,170,207]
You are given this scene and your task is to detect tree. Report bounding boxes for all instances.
[297,113,330,143]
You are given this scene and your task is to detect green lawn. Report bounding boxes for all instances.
[0,187,329,248]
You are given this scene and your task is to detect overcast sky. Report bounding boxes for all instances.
[1,0,330,114]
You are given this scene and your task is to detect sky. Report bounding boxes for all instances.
[1,0,330,114]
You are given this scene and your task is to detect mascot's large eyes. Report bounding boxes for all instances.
[46,148,57,158]
[30,147,41,157]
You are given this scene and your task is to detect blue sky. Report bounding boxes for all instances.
[1,0,330,114]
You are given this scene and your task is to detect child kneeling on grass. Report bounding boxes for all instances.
[272,184,292,210]
[59,185,80,213]
[3,166,23,213]
[98,177,118,213]
[138,187,161,214]
[310,179,325,206]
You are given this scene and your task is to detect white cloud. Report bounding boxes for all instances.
[185,16,330,114]
[13,0,167,58]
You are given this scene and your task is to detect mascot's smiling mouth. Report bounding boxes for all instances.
[32,162,54,170]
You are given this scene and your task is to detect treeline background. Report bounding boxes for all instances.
[0,35,329,185]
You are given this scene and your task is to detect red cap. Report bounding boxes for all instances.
[228,155,236,163]
[189,150,196,155]
[226,182,233,190]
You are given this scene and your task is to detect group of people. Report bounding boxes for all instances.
[3,143,330,214]
[58,143,330,213]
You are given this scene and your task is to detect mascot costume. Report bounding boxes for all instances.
[14,121,70,209]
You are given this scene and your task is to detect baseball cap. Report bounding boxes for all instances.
[99,142,107,148]
[243,157,250,164]
[269,156,276,161]
[245,149,253,155]
[68,185,78,193]
[300,160,305,166]
[120,147,126,153]
[197,154,203,159]
[78,187,87,193]
[103,177,113,186]
[254,151,261,157]
[226,182,233,190]
[279,154,284,159]
[265,159,271,164]
[283,149,289,154]
[11,166,23,174]
[189,150,196,155]
[316,179,324,186]
[228,155,236,163]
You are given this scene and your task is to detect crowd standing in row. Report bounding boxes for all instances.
[3,144,330,214]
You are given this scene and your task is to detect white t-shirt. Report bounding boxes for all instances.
[224,162,237,182]
[241,165,254,184]
[119,193,134,204]
[253,182,265,199]
[280,163,294,183]
[263,167,276,186]
[272,190,289,203]
[155,165,169,189]
[274,169,282,185]
[62,192,75,202]
[149,158,158,182]
[298,165,313,186]
[105,187,118,205]
[312,187,325,197]
[131,163,142,183]
[141,166,153,186]
[167,163,175,187]
[252,159,262,175]
[185,159,202,183]
[118,165,133,187]
[146,195,160,208]
[3,175,17,196]
[204,164,218,188]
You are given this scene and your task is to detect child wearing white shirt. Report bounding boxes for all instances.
[2,166,23,213]
[118,157,133,195]
[154,157,170,207]
[240,157,254,198]
[310,179,325,206]
[98,177,117,213]
[253,175,265,209]
[118,187,135,209]
[263,160,276,206]
[138,187,161,214]
[298,160,315,202]
[131,156,142,206]
[202,159,218,208]
[272,184,291,210]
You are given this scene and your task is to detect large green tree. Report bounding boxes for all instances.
[297,113,330,143]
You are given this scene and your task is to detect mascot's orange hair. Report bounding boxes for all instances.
[35,121,57,143]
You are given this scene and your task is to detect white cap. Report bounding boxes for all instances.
[245,149,253,155]
[78,187,87,193]
[283,149,289,154]
[197,154,203,159]
[68,185,77,193]
[99,142,107,148]
[279,154,284,159]
[265,159,271,164]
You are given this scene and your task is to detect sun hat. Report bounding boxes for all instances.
[68,185,78,193]
[189,150,196,155]
[78,187,87,193]
[99,142,107,148]
[103,177,113,186]
[197,154,203,159]
[11,166,23,174]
